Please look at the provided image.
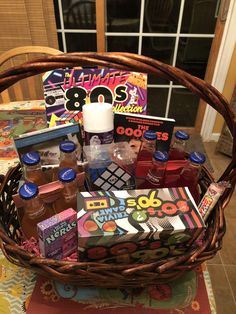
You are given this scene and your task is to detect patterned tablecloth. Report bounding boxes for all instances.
[0,100,45,313]
[0,247,217,314]
[0,250,36,314]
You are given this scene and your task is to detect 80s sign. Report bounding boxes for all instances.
[43,69,147,118]
[64,85,128,111]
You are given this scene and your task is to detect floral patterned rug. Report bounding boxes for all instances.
[0,248,216,314]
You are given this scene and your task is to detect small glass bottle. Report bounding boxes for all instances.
[22,152,48,186]
[54,168,78,213]
[178,152,206,204]
[138,151,169,189]
[59,140,78,172]
[19,182,54,239]
[169,130,189,160]
[135,130,157,178]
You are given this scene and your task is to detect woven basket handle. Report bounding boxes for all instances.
[0,52,235,180]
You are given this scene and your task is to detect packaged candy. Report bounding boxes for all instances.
[198,181,229,221]
[37,208,77,260]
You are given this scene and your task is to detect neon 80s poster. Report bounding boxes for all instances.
[42,68,147,127]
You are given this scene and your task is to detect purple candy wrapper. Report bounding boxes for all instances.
[37,208,77,260]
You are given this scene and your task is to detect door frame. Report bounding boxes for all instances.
[201,0,236,141]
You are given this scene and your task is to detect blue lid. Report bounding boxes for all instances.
[58,168,76,183]
[19,182,39,200]
[189,152,206,164]
[143,130,157,141]
[22,152,40,166]
[175,130,190,140]
[153,151,169,162]
[59,140,76,153]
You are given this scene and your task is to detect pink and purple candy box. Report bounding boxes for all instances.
[37,208,77,260]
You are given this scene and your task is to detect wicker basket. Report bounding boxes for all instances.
[0,52,236,288]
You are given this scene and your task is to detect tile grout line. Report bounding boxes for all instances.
[207,263,236,267]
[203,266,217,314]
[219,252,236,306]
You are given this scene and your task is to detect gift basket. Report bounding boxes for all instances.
[0,52,236,288]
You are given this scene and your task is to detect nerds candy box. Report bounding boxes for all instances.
[37,208,77,260]
[77,188,205,263]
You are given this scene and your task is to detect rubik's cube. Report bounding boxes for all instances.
[56,111,82,125]
[89,162,133,191]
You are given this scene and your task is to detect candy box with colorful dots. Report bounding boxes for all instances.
[37,208,77,260]
[77,188,205,263]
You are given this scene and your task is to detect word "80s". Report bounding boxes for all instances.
[65,85,127,111]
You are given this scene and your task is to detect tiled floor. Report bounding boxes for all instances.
[204,142,236,314]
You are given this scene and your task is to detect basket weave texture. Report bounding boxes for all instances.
[0,52,236,288]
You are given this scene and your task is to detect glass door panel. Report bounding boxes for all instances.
[65,33,97,52]
[54,0,221,131]
[105,0,218,130]
[176,37,213,79]
[54,0,97,52]
[181,0,218,34]
[147,88,169,117]
[143,0,181,33]
[106,0,141,32]
[107,36,139,53]
[168,88,200,127]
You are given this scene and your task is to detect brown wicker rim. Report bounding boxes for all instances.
[0,52,236,288]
